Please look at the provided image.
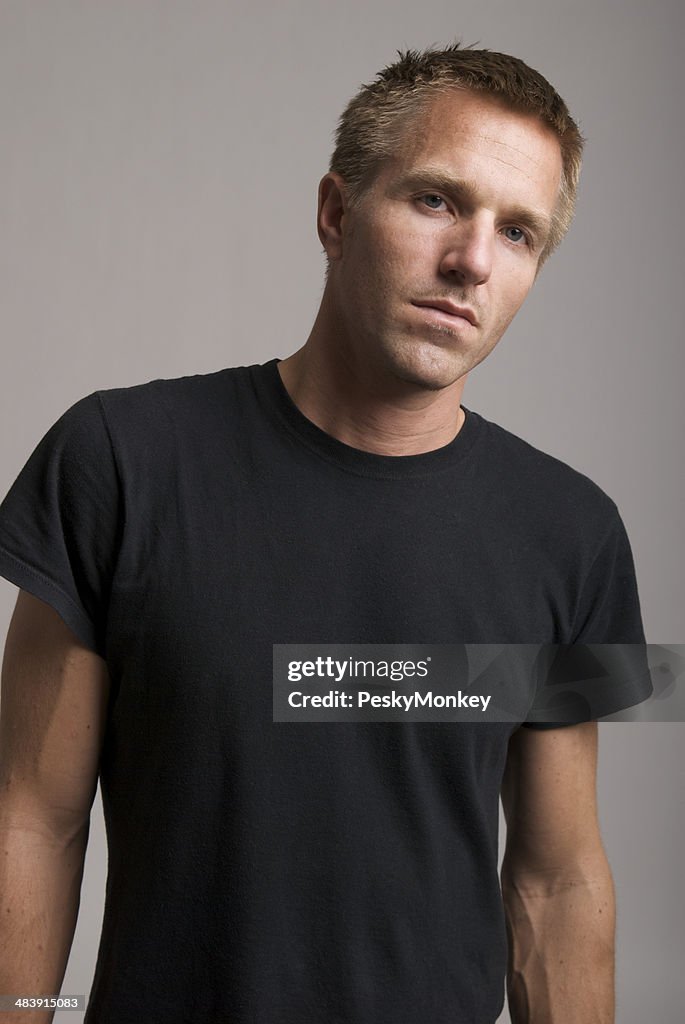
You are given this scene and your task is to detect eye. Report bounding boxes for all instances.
[503,225,529,246]
[418,193,448,211]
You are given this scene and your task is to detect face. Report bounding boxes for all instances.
[323,89,563,391]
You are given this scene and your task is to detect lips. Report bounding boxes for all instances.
[412,300,478,327]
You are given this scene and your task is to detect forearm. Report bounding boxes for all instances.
[0,815,88,1024]
[501,856,616,1024]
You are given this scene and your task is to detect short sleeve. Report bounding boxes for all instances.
[522,504,653,729]
[0,392,122,658]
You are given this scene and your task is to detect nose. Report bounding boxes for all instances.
[438,214,494,286]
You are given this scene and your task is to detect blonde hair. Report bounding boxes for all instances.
[328,42,585,266]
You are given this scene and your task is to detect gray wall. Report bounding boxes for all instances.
[0,2,682,1021]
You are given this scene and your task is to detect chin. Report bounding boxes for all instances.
[385,345,469,392]
[396,369,449,392]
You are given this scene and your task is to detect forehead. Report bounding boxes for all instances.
[381,89,563,212]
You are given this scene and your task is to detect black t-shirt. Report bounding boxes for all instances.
[0,359,651,1024]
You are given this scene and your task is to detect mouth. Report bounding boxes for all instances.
[411,300,478,328]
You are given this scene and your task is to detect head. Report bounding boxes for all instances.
[328,43,584,271]
[312,44,584,395]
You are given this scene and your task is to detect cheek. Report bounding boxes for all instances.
[377,237,431,295]
[364,212,427,266]
[344,214,441,303]
[496,266,536,318]
[353,241,409,297]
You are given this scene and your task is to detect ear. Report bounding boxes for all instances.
[316,172,349,263]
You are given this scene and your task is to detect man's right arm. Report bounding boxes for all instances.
[0,590,110,1024]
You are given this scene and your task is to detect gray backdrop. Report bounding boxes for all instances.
[0,2,682,1021]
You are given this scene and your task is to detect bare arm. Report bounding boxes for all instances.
[0,591,110,1023]
[500,721,616,1024]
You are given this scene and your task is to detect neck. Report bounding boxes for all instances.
[277,292,467,457]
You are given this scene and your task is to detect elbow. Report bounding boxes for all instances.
[501,846,615,899]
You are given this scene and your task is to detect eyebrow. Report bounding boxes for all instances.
[389,168,553,244]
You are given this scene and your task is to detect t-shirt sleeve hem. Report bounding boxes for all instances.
[520,671,654,729]
[0,543,100,656]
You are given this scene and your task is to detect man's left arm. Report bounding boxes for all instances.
[500,721,616,1024]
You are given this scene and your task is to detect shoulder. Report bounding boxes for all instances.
[466,409,630,582]
[93,363,252,426]
[470,409,621,536]
[80,363,259,457]
[40,364,259,490]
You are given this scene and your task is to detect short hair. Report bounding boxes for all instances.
[327,42,585,268]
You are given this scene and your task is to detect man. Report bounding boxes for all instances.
[0,43,650,1024]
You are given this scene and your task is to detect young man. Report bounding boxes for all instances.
[0,44,650,1024]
